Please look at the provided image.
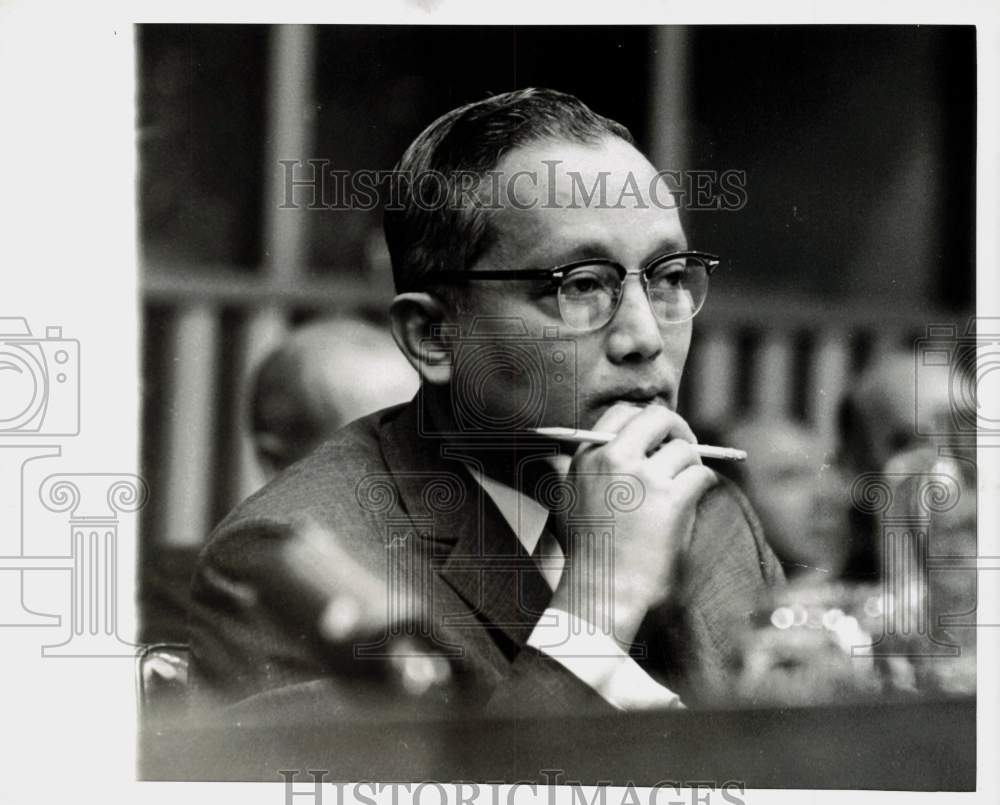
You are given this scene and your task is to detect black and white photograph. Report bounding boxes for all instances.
[1,4,997,805]
[133,20,979,785]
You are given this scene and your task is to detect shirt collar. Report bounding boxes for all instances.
[464,464,551,555]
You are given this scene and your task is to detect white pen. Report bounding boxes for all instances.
[533,426,748,462]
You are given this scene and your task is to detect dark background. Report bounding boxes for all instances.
[138,24,975,308]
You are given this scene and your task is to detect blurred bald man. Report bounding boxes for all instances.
[250,316,420,476]
[727,417,851,580]
[838,349,954,480]
[836,348,966,579]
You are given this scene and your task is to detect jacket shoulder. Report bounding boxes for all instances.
[213,404,403,536]
[692,473,784,587]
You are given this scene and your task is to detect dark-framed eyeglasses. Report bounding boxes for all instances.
[431,250,720,332]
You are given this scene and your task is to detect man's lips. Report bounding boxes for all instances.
[596,390,674,409]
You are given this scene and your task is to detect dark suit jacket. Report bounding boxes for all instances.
[187,400,783,715]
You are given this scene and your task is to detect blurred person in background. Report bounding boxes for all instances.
[837,349,976,694]
[183,315,439,712]
[837,349,954,483]
[250,315,420,476]
[725,359,976,706]
[140,315,421,691]
[726,417,851,580]
[835,349,957,580]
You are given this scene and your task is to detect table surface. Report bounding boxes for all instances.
[139,696,975,789]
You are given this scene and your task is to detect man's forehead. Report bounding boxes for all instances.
[482,136,686,265]
[492,135,661,197]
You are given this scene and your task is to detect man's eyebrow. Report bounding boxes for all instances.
[640,238,688,265]
[522,241,614,270]
[536,238,689,269]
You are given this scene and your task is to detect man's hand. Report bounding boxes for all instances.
[547,403,718,650]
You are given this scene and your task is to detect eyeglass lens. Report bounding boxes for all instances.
[557,255,709,331]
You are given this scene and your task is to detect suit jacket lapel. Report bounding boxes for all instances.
[378,399,552,648]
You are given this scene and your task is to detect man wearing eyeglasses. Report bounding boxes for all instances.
[188,88,783,715]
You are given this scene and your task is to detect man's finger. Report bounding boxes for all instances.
[606,405,696,463]
[670,465,718,515]
[645,437,703,479]
[575,402,646,459]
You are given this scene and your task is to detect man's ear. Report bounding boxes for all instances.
[389,292,454,386]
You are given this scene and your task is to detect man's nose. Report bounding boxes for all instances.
[605,275,664,363]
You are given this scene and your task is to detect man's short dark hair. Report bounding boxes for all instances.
[383,87,635,294]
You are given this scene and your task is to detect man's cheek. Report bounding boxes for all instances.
[452,360,531,429]
[488,371,540,424]
[539,363,586,429]
[447,342,573,431]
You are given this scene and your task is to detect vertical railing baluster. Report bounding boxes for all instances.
[689,326,738,427]
[753,331,794,420]
[229,310,288,506]
[809,331,850,449]
[161,304,219,546]
[220,24,318,506]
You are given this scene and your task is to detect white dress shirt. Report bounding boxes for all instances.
[466,465,684,711]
